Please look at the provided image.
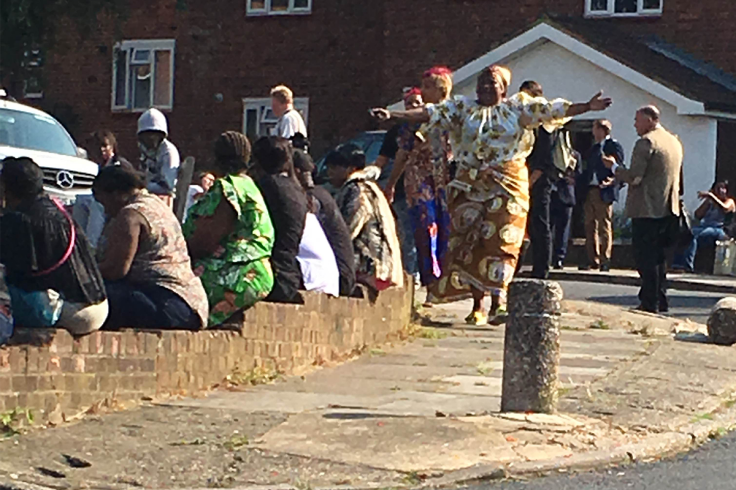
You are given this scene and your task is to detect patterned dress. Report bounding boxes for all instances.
[403,123,452,288]
[182,175,275,326]
[335,166,404,290]
[424,94,570,300]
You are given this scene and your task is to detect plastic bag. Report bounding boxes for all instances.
[7,286,63,328]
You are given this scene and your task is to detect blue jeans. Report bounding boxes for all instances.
[673,226,728,271]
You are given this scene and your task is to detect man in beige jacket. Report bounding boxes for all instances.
[616,106,682,313]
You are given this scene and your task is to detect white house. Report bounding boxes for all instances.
[393,19,736,213]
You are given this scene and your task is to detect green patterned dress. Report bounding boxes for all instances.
[183,175,275,326]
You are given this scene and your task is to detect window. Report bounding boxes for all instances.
[586,0,662,16]
[22,48,44,99]
[246,0,312,16]
[242,97,309,142]
[112,39,175,112]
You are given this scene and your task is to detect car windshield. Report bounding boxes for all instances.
[0,108,77,157]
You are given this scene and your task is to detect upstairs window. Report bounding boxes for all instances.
[246,0,312,16]
[586,0,662,17]
[112,39,175,112]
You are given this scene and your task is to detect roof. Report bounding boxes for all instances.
[0,98,54,118]
[544,15,736,113]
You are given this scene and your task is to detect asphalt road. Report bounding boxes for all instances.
[465,431,736,490]
[557,280,722,324]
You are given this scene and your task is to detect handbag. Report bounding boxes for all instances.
[673,198,694,249]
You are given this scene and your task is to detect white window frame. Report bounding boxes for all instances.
[111,39,175,112]
[246,0,312,17]
[242,97,309,139]
[585,0,663,17]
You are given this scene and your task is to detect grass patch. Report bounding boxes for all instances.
[226,365,282,386]
[724,399,736,409]
[401,471,424,486]
[370,348,387,357]
[589,320,611,330]
[691,412,715,423]
[222,434,249,451]
[476,358,494,377]
[0,408,33,437]
[416,327,448,340]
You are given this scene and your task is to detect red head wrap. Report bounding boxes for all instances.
[403,87,422,101]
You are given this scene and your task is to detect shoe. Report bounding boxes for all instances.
[553,260,563,270]
[634,304,658,314]
[600,263,611,272]
[465,311,488,326]
[489,305,508,326]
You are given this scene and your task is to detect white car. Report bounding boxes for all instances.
[0,97,98,204]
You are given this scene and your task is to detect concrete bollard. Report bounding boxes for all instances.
[708,297,736,345]
[501,279,563,413]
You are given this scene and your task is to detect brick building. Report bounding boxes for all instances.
[12,0,736,206]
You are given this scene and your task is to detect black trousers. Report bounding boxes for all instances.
[530,175,554,278]
[632,217,676,312]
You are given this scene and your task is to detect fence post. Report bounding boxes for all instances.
[501,279,563,413]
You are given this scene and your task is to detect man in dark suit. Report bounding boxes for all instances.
[578,119,625,272]
[524,81,561,279]
[616,106,682,313]
[551,151,582,269]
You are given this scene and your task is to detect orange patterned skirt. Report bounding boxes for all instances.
[430,160,529,302]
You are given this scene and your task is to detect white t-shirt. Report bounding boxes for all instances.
[184,185,204,222]
[276,109,308,139]
[297,213,339,297]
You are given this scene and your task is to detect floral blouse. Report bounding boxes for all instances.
[424,94,570,175]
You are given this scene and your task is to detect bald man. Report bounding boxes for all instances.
[616,105,683,313]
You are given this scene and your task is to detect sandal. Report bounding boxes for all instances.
[465,311,489,326]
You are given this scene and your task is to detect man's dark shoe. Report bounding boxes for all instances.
[634,304,658,314]
[553,260,564,270]
[600,263,611,272]
[578,263,599,271]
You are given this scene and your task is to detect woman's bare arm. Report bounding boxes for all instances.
[186,199,237,260]
[98,209,143,281]
[565,92,612,118]
[371,107,430,124]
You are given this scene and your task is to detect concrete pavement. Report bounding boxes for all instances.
[4,293,736,489]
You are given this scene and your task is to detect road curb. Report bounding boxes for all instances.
[420,401,736,489]
[521,270,736,295]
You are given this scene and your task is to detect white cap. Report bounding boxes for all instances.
[137,108,168,137]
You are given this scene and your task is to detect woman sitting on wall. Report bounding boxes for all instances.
[183,132,275,326]
[0,157,108,335]
[293,148,357,296]
[326,144,404,294]
[93,166,209,330]
[251,136,339,300]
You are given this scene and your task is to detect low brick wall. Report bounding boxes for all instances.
[0,284,413,418]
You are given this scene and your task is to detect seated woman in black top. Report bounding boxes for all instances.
[250,137,307,304]
[0,157,108,334]
[293,149,356,296]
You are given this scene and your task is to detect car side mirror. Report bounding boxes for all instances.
[77,147,89,159]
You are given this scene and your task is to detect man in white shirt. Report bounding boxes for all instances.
[271,85,308,139]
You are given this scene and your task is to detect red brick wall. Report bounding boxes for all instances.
[20,0,736,167]
[0,286,413,419]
